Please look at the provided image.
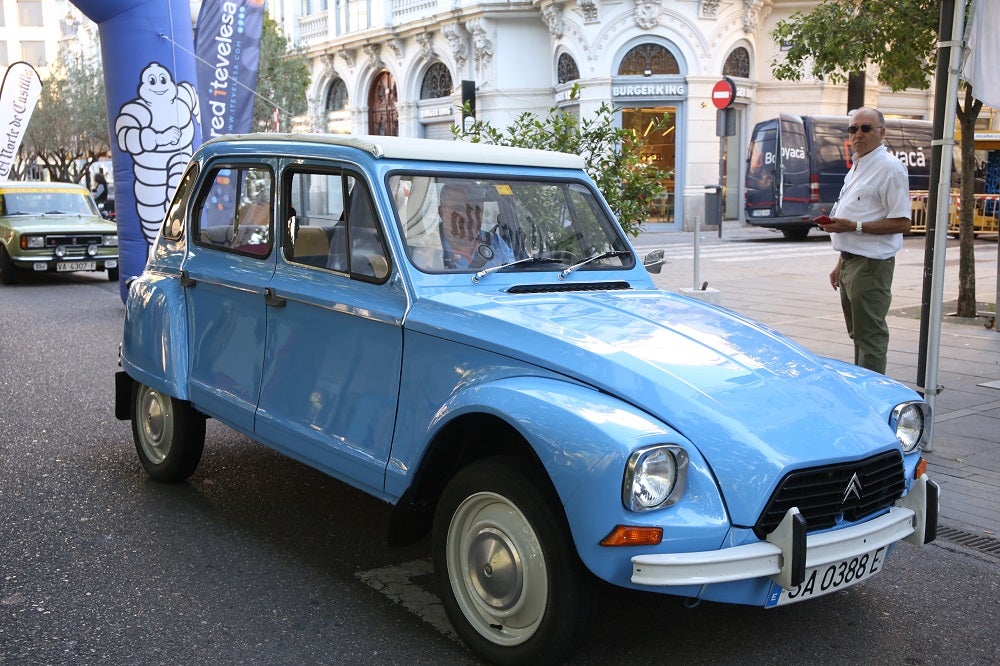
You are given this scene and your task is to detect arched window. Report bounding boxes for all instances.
[618,43,679,76]
[723,47,751,78]
[420,62,453,100]
[557,53,579,84]
[326,78,348,112]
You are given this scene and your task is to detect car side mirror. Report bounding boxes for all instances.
[643,248,665,274]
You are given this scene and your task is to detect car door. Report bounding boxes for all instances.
[776,113,810,219]
[182,162,277,433]
[255,163,405,496]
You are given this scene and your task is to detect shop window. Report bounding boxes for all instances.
[723,47,751,79]
[618,44,679,76]
[420,62,453,100]
[557,53,579,84]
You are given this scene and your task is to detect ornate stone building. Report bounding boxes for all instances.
[274,0,933,227]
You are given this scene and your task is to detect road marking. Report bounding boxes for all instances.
[356,559,458,640]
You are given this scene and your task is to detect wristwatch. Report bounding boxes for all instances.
[855,220,863,235]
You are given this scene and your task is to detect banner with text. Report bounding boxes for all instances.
[194,0,265,139]
[0,62,43,180]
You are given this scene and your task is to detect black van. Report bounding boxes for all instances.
[744,114,932,239]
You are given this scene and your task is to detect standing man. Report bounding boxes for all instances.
[816,108,911,374]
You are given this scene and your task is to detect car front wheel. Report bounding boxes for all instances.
[131,382,205,482]
[433,456,593,665]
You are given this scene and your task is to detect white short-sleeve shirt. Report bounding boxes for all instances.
[830,144,911,260]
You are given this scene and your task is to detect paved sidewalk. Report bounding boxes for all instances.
[639,221,1000,547]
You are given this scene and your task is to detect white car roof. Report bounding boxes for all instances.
[207,132,588,170]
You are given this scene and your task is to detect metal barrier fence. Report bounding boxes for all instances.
[910,190,1000,235]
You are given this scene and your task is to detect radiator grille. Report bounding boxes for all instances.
[754,450,905,538]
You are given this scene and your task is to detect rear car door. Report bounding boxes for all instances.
[776,113,810,219]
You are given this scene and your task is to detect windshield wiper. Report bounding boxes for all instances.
[472,255,564,283]
[559,250,632,279]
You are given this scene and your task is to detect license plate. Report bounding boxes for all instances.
[105,260,118,269]
[57,261,97,272]
[751,209,771,217]
[765,545,887,607]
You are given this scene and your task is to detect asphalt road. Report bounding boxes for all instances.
[2,264,998,665]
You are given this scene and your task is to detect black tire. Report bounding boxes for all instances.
[433,456,594,665]
[1,245,20,285]
[107,266,120,282]
[780,225,811,241]
[131,382,205,482]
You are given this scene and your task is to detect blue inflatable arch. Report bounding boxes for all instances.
[71,0,202,301]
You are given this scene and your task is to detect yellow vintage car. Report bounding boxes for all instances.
[0,181,119,285]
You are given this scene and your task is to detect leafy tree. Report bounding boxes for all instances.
[23,41,109,184]
[771,0,984,318]
[454,84,672,236]
[253,15,310,132]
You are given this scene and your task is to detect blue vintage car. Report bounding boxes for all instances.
[115,134,938,665]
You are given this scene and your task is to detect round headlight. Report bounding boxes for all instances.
[890,402,928,452]
[623,446,688,511]
[87,244,99,257]
[54,245,66,258]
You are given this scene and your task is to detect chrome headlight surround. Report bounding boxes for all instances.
[890,401,931,452]
[21,235,45,249]
[622,445,689,512]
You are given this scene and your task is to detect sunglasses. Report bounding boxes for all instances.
[848,124,877,134]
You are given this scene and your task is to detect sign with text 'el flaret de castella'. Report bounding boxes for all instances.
[0,62,42,181]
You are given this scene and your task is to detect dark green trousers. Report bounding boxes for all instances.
[839,254,895,374]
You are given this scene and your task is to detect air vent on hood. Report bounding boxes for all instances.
[507,281,632,294]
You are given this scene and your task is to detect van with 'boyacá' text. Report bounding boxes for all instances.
[745,114,933,239]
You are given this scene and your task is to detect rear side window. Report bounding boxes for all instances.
[195,166,273,258]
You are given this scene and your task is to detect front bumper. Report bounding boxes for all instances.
[13,254,119,272]
[632,474,938,589]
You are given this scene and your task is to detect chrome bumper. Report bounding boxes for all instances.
[632,474,938,589]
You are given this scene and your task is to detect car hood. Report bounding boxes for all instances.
[409,287,901,527]
[1,214,114,233]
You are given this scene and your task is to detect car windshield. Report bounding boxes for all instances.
[389,174,634,274]
[2,191,98,216]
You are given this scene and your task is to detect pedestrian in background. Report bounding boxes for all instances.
[92,169,109,207]
[815,107,911,374]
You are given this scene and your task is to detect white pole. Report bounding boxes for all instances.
[693,216,701,290]
[924,0,966,452]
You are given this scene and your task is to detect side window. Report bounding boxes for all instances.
[195,166,273,257]
[162,165,200,241]
[285,169,389,281]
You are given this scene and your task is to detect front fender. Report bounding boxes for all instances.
[389,375,731,586]
[121,272,190,400]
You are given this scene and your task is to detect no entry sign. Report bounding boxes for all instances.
[711,77,736,109]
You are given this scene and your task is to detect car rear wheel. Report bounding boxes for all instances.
[1,245,21,285]
[131,382,205,482]
[433,456,593,665]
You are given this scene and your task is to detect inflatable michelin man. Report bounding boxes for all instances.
[115,62,200,244]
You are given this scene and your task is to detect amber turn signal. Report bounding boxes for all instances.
[600,525,663,547]
[915,457,927,479]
